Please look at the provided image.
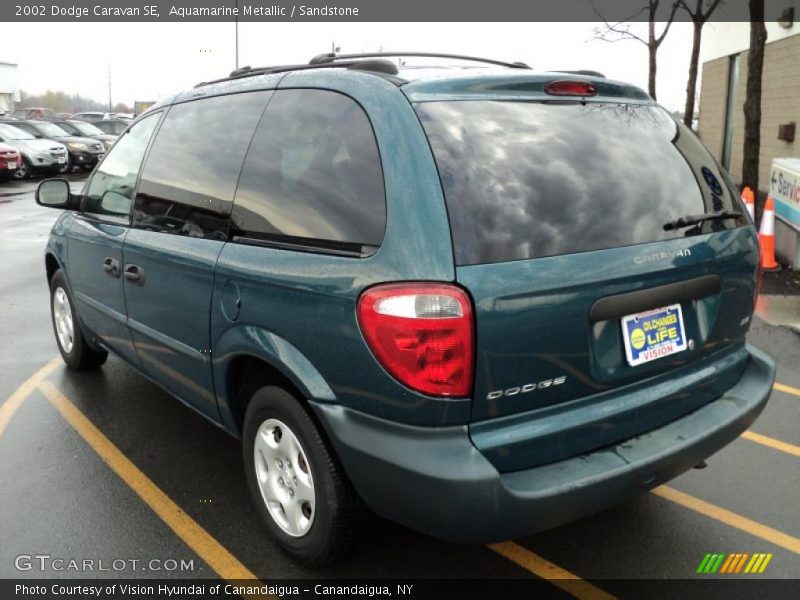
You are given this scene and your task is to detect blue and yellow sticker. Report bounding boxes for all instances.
[621,304,687,367]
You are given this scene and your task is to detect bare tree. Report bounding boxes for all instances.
[592,0,680,100]
[677,0,723,127]
[742,0,767,193]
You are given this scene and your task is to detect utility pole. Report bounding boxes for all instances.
[107,62,112,111]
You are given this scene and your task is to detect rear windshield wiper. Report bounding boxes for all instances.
[662,210,742,231]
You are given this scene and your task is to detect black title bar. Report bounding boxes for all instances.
[2,0,776,22]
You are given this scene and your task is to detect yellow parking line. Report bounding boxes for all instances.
[488,542,617,600]
[742,431,800,458]
[0,357,62,437]
[653,486,800,554]
[37,381,264,593]
[774,382,800,398]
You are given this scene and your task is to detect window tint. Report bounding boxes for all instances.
[82,112,161,218]
[415,101,744,266]
[132,92,270,240]
[231,89,385,253]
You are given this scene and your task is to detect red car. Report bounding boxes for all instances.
[0,143,21,181]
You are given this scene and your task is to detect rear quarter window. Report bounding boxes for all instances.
[415,101,742,266]
[230,88,386,255]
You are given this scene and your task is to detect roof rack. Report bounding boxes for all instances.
[195,52,530,89]
[195,58,400,88]
[309,52,530,70]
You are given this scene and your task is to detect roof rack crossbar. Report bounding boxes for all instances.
[196,58,400,88]
[309,51,530,70]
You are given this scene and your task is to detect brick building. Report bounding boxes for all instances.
[0,62,19,115]
[698,20,800,191]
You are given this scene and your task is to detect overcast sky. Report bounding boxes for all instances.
[1,21,699,111]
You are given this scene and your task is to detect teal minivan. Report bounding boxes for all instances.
[36,53,775,565]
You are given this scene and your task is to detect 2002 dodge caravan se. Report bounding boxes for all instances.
[36,53,776,565]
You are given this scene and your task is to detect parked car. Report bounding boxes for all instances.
[88,119,130,136]
[35,54,775,566]
[0,123,67,179]
[12,107,56,119]
[5,119,105,173]
[50,119,117,150]
[0,143,21,181]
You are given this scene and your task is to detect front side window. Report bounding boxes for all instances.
[9,122,39,137]
[56,122,80,135]
[0,124,34,141]
[70,121,105,136]
[230,89,386,255]
[31,122,69,137]
[132,91,271,240]
[82,112,161,218]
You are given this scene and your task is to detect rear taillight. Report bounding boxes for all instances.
[357,283,474,397]
[544,80,598,96]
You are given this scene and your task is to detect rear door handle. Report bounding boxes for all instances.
[102,257,120,278]
[123,264,145,285]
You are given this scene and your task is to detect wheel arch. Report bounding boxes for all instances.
[213,326,337,437]
[45,252,61,286]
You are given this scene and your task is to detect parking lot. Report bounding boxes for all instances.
[1,173,799,598]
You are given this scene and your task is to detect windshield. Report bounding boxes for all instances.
[415,101,744,266]
[33,122,70,137]
[0,124,34,140]
[71,121,104,136]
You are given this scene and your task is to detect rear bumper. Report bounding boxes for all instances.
[312,344,775,543]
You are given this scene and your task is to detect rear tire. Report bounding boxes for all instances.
[50,270,108,370]
[243,386,360,565]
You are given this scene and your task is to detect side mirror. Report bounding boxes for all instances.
[36,179,77,209]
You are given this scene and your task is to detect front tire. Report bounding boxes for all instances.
[57,156,72,175]
[13,157,31,180]
[50,270,108,370]
[243,386,359,565]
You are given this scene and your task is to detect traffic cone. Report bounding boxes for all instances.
[741,186,755,221]
[759,196,780,271]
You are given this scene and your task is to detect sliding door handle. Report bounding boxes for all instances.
[123,264,145,285]
[102,257,120,277]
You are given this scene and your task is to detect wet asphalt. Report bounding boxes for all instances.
[1,174,798,594]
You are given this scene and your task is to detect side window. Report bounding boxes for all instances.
[83,112,161,218]
[231,89,386,254]
[132,91,270,240]
[13,122,37,137]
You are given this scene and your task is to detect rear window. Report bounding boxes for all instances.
[415,101,742,266]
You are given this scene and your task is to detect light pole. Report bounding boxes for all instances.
[235,0,239,70]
